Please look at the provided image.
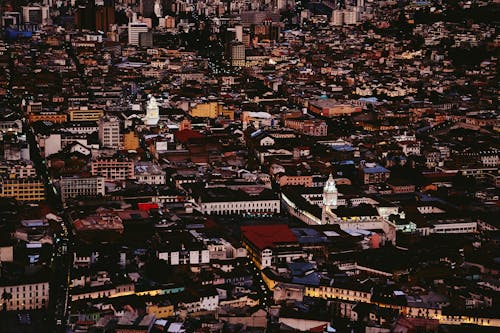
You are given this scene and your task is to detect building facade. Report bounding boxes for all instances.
[91,159,134,181]
[59,176,106,203]
[0,178,45,202]
[0,281,49,311]
[198,198,280,216]
[98,116,122,148]
[68,108,104,122]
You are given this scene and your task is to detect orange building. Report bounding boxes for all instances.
[123,131,140,151]
[29,112,67,124]
[308,99,362,117]
[278,175,313,187]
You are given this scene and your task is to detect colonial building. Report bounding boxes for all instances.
[134,162,166,185]
[59,176,106,203]
[0,178,45,202]
[91,158,134,181]
[241,224,309,269]
[282,175,397,244]
[361,163,391,184]
[0,270,50,311]
[156,231,210,265]
[190,185,281,216]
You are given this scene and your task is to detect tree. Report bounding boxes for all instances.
[1,290,12,312]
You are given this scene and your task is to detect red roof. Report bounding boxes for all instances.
[174,129,204,144]
[137,202,159,211]
[309,323,328,332]
[422,171,457,179]
[241,224,298,250]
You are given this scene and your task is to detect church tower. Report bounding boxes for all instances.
[322,174,338,224]
[144,95,159,126]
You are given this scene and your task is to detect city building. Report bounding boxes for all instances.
[308,99,363,117]
[156,232,210,265]
[241,224,308,269]
[91,159,134,181]
[231,43,245,67]
[190,186,281,216]
[67,108,104,122]
[0,279,49,311]
[21,5,49,26]
[98,116,122,149]
[135,162,166,185]
[128,21,149,46]
[361,163,391,185]
[59,176,106,203]
[0,178,45,202]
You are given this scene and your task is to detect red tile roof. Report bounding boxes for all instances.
[174,129,204,144]
[241,224,298,250]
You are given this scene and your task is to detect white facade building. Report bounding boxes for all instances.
[22,5,49,25]
[135,162,166,185]
[128,21,149,46]
[98,116,121,149]
[198,199,280,215]
[59,177,106,203]
[0,281,49,311]
[428,220,478,235]
[157,249,210,265]
[331,10,358,26]
[199,293,219,311]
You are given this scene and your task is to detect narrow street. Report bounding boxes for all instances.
[25,118,73,332]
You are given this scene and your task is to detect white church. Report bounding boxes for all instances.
[282,174,398,244]
[143,95,160,126]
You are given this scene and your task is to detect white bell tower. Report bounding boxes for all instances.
[323,174,338,209]
[144,95,159,126]
[322,174,338,224]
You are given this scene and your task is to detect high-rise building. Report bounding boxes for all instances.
[331,10,344,26]
[235,24,243,43]
[98,116,121,148]
[331,10,358,26]
[231,43,245,67]
[139,31,153,47]
[91,159,135,181]
[276,0,295,11]
[95,5,115,32]
[343,10,358,25]
[140,0,155,18]
[128,21,149,46]
[75,0,115,32]
[2,12,21,28]
[0,178,45,202]
[21,5,49,26]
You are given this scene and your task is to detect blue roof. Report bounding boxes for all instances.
[288,262,320,286]
[363,166,390,174]
[292,228,328,244]
[250,129,263,138]
[289,262,315,274]
[331,145,354,152]
[358,97,378,103]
